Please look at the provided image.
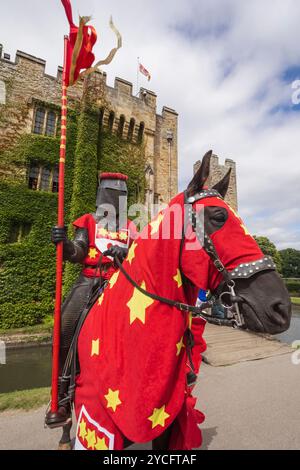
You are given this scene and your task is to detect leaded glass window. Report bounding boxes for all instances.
[45,111,56,136]
[33,108,45,134]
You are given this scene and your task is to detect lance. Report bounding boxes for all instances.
[49,34,69,418]
[46,0,122,427]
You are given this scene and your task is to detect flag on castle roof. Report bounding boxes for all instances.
[139,62,151,81]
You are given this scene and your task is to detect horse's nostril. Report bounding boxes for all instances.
[270,302,289,326]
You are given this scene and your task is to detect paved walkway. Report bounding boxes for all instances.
[0,353,299,450]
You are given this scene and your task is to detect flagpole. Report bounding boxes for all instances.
[136,56,140,96]
[50,34,68,415]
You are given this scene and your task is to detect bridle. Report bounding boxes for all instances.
[115,188,277,329]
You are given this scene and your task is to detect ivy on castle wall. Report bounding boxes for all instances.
[0,113,78,329]
[0,99,146,328]
[62,111,147,295]
[0,183,57,328]
[98,130,146,208]
[63,108,99,295]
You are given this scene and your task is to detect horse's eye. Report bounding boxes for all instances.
[213,213,226,223]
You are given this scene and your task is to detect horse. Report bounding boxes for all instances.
[68,150,291,450]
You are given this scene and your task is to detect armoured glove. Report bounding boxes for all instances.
[51,226,89,263]
[103,245,128,264]
[51,226,68,244]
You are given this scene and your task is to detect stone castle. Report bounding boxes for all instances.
[0,47,178,206]
[0,45,238,328]
[0,46,238,209]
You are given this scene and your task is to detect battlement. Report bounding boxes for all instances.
[0,47,173,115]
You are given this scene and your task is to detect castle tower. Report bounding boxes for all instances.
[193,154,238,210]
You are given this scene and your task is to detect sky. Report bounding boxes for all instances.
[1,0,300,249]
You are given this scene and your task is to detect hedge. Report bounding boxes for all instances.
[284,279,300,296]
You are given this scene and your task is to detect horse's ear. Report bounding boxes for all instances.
[212,167,231,198]
[187,150,212,196]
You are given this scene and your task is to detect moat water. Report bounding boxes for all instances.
[0,305,299,394]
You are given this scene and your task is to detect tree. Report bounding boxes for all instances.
[279,248,300,278]
[253,236,282,274]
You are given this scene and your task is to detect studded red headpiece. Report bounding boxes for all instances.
[99,172,128,181]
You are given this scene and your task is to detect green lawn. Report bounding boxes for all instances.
[0,387,50,412]
[0,316,53,336]
[291,297,300,305]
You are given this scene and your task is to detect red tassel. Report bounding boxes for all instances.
[168,392,205,450]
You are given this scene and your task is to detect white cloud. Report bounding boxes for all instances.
[1,0,299,249]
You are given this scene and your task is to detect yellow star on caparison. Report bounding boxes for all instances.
[148,405,170,429]
[149,212,164,235]
[91,338,100,356]
[173,269,182,288]
[98,227,107,237]
[109,271,119,289]
[119,232,128,241]
[79,418,87,439]
[127,242,137,265]
[127,281,154,325]
[94,436,108,450]
[229,206,252,236]
[88,247,98,259]
[105,388,122,412]
[176,336,185,356]
[85,428,96,449]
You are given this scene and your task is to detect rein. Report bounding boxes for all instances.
[114,257,236,327]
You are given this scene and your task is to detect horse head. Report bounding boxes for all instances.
[181,150,291,334]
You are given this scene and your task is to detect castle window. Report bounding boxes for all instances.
[40,166,51,191]
[118,115,125,138]
[56,116,61,137]
[52,166,59,193]
[32,106,58,136]
[45,111,56,136]
[99,108,104,133]
[8,221,32,244]
[33,108,46,134]
[108,111,115,133]
[127,118,135,142]
[137,122,145,144]
[28,165,40,190]
[28,163,59,192]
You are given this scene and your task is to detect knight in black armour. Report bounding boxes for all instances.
[46,173,137,428]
